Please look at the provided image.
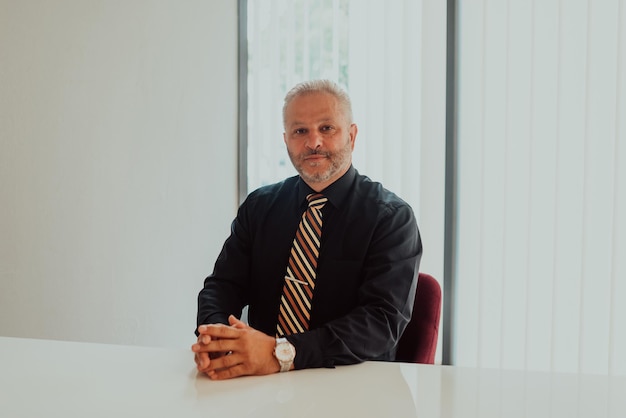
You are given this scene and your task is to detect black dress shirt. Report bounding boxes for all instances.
[197,165,422,369]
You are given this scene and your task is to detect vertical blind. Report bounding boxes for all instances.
[454,0,625,375]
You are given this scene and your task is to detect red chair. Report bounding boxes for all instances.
[395,272,442,364]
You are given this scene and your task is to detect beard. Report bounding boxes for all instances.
[288,139,352,185]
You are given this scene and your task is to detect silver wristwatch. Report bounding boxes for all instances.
[274,337,296,372]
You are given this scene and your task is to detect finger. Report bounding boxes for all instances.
[207,351,243,372]
[192,342,221,354]
[195,352,211,371]
[194,334,211,346]
[199,323,243,339]
[193,338,236,354]
[197,323,226,335]
[191,342,207,353]
[228,315,248,329]
[208,362,248,381]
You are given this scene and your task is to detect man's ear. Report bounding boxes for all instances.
[349,123,358,150]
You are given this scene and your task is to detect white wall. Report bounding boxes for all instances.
[0,0,239,348]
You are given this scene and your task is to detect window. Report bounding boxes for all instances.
[245,0,448,292]
[247,0,350,192]
[244,0,446,364]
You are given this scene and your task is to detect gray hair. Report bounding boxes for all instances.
[282,79,353,126]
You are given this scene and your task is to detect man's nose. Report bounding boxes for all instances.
[306,131,323,149]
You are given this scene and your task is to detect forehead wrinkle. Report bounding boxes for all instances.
[287,117,336,129]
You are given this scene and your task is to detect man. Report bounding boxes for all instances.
[192,79,422,380]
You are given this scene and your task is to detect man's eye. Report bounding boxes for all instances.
[321,125,333,132]
[294,128,307,135]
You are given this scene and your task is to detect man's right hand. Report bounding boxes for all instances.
[192,316,280,380]
[193,319,248,374]
[193,334,215,373]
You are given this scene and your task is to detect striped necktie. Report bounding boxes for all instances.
[276,193,328,336]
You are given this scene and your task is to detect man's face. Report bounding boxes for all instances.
[283,91,357,191]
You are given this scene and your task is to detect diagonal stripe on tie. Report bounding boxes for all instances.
[276,193,327,336]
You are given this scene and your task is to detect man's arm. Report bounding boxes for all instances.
[288,203,422,369]
[196,205,252,333]
[194,204,253,372]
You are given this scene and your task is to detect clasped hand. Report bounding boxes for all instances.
[192,315,279,380]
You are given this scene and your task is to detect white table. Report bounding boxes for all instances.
[0,336,624,417]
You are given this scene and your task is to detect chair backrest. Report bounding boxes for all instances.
[395,272,442,364]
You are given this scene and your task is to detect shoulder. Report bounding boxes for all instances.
[241,175,300,211]
[351,172,414,218]
[344,171,421,255]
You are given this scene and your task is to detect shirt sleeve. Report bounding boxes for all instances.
[196,203,252,335]
[286,202,422,369]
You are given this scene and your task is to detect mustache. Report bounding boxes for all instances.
[303,150,330,157]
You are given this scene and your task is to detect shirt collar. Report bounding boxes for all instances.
[297,165,356,209]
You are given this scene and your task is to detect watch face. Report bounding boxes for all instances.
[276,342,295,361]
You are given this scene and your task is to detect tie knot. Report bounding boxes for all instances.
[307,193,328,210]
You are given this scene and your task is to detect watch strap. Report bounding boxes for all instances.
[275,337,295,372]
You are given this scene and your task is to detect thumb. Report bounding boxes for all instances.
[228,314,248,329]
